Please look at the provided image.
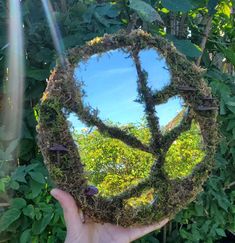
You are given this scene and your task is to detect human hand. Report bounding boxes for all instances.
[51,188,169,243]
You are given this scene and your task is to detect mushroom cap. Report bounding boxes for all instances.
[177,86,196,91]
[49,144,68,152]
[84,185,99,196]
[196,106,218,111]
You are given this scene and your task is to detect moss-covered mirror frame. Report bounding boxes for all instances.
[37,30,218,227]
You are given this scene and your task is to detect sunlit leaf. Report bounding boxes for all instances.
[129,0,163,23]
[161,0,196,13]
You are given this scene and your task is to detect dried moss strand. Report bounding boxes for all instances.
[132,50,162,155]
[152,84,178,105]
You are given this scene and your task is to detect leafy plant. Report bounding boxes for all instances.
[0,159,66,242]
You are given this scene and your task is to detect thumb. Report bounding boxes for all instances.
[51,188,82,233]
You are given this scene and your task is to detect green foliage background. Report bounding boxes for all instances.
[0,0,235,242]
[75,120,204,197]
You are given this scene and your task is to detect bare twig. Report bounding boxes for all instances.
[224,181,235,190]
[196,16,213,66]
[178,13,187,38]
[0,203,10,207]
[71,104,152,155]
[169,12,177,35]
[60,0,67,12]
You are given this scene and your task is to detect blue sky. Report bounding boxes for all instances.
[69,49,182,132]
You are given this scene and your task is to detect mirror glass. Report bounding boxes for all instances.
[164,121,205,179]
[64,48,204,204]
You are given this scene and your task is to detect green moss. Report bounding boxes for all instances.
[50,165,64,179]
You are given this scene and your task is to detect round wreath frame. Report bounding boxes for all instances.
[37,30,218,227]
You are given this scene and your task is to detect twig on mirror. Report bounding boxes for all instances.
[112,178,151,201]
[69,102,153,155]
[132,49,162,155]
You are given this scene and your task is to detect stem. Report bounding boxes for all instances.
[60,0,67,12]
[57,151,60,164]
[224,181,235,190]
[178,14,187,38]
[196,16,213,66]
[0,203,10,207]
[163,225,167,243]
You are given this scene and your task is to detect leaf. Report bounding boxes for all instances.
[167,36,200,58]
[129,0,163,23]
[194,203,204,216]
[20,229,31,243]
[63,34,83,49]
[23,205,35,219]
[207,0,220,15]
[217,2,231,18]
[26,179,44,199]
[83,5,96,23]
[38,202,53,213]
[220,99,226,115]
[35,208,42,221]
[11,166,27,183]
[0,180,6,192]
[32,212,54,235]
[28,171,45,184]
[9,180,20,190]
[10,198,27,209]
[220,47,235,66]
[170,38,202,58]
[94,12,110,27]
[25,163,39,172]
[161,0,196,13]
[180,229,193,240]
[0,208,21,232]
[226,120,235,131]
[0,177,10,192]
[96,3,119,18]
[215,228,226,237]
[227,105,235,114]
[26,68,49,81]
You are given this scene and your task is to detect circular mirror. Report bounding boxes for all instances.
[37,30,218,226]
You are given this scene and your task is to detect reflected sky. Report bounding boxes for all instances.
[69,49,183,132]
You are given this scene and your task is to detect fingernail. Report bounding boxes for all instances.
[50,188,59,198]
